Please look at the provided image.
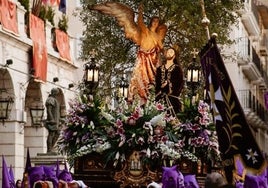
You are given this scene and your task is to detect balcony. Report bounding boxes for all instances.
[257,0,268,7]
[240,0,260,36]
[236,40,266,87]
[256,0,268,30]
[237,37,250,65]
[237,90,268,129]
[259,32,268,56]
[241,47,263,83]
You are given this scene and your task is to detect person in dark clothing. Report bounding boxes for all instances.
[155,48,184,116]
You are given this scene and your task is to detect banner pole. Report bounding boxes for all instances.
[199,0,211,40]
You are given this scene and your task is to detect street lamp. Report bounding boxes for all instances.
[187,57,201,103]
[84,58,99,94]
[0,97,13,121]
[119,77,129,99]
[30,106,44,126]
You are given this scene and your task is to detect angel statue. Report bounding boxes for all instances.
[91,2,167,104]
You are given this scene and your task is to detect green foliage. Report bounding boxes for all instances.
[78,0,242,98]
[18,0,30,11]
[39,5,55,26]
[46,6,55,25]
[177,99,199,123]
[58,14,69,32]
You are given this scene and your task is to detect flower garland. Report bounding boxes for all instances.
[58,94,221,168]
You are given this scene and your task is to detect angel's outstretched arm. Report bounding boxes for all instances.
[137,4,147,32]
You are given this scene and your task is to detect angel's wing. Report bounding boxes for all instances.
[91,2,140,44]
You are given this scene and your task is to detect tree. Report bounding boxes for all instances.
[76,0,242,98]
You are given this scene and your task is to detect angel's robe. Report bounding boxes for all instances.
[128,46,161,104]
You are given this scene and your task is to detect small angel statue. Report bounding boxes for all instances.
[91,2,167,104]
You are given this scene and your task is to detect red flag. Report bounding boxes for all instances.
[0,0,19,35]
[42,0,49,4]
[55,29,72,63]
[29,13,48,82]
[50,0,60,6]
[42,0,59,6]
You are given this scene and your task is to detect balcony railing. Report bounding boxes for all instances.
[252,47,261,71]
[236,38,267,87]
[259,32,268,56]
[239,0,260,35]
[237,37,250,60]
[237,90,268,127]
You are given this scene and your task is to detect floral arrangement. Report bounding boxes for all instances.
[57,93,221,168]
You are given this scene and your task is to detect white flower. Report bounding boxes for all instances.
[115,151,120,160]
[143,122,153,135]
[120,154,126,162]
[146,148,151,157]
[88,121,95,129]
[118,135,126,147]
[165,141,175,147]
[113,160,118,167]
[150,113,166,127]
[101,111,114,122]
[158,143,181,160]
[94,141,111,153]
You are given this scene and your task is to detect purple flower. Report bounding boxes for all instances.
[81,133,89,143]
[199,130,209,141]
[64,130,74,140]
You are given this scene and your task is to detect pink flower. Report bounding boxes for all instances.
[161,135,168,142]
[131,107,142,119]
[156,102,165,111]
[137,137,145,145]
[151,150,159,159]
[106,127,116,137]
[127,116,136,126]
[199,117,210,126]
[198,100,210,115]
[190,123,200,131]
[175,140,185,148]
[196,137,205,145]
[154,126,164,135]
[116,119,123,127]
[147,135,155,143]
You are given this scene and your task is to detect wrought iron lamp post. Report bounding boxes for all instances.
[187,57,201,104]
[118,77,129,100]
[84,58,99,95]
[30,106,44,126]
[0,97,13,122]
